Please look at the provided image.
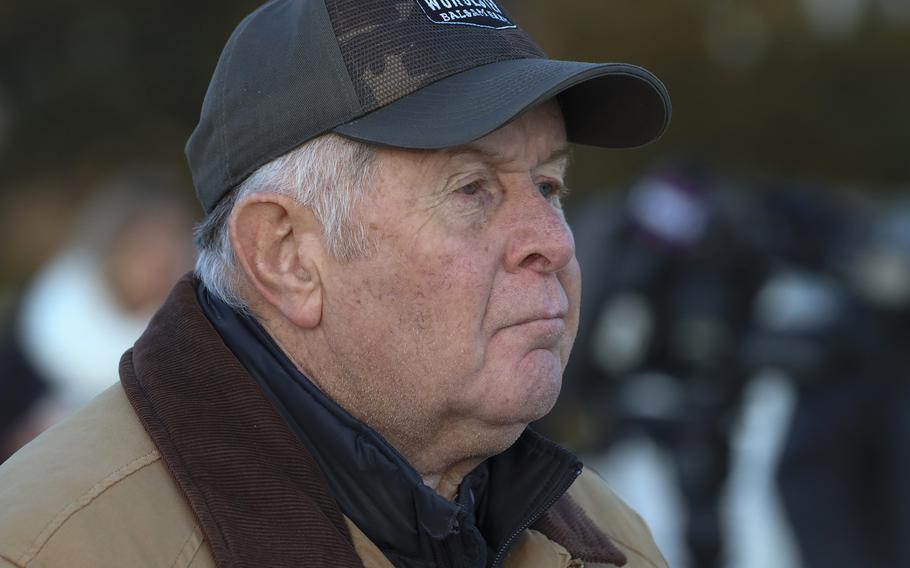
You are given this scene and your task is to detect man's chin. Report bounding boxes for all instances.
[518,349,564,409]
[521,380,563,424]
[485,372,563,428]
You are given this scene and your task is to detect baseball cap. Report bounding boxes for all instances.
[186,0,672,213]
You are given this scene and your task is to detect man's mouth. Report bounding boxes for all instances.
[504,316,566,350]
[507,310,567,328]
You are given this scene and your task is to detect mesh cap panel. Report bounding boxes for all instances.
[325,0,545,110]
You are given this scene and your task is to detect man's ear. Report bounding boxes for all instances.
[229,193,324,328]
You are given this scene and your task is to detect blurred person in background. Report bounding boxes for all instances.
[0,166,195,461]
[546,163,768,567]
[553,175,910,567]
[747,188,910,568]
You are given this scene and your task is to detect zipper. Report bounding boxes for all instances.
[437,504,465,568]
[489,463,583,568]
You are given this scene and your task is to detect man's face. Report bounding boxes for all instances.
[319,101,580,444]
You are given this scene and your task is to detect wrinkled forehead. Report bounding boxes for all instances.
[436,101,569,171]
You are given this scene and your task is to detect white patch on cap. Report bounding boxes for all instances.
[415,0,516,30]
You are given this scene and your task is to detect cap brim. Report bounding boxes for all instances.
[333,58,671,150]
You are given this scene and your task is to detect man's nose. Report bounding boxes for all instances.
[503,183,575,274]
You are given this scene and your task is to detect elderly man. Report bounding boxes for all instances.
[0,1,670,567]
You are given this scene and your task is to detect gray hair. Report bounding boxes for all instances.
[194,133,377,310]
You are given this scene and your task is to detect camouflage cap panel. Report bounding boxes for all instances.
[326,0,545,109]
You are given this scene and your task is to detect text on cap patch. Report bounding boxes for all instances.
[415,0,516,30]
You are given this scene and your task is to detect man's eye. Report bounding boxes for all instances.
[458,181,483,196]
[537,181,561,198]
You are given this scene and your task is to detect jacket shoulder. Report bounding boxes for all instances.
[0,384,212,568]
[567,468,668,568]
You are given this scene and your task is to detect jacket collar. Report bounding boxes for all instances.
[120,276,627,567]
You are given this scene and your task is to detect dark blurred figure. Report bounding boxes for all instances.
[746,186,910,568]
[546,164,769,567]
[555,174,910,567]
[851,200,910,568]
[0,166,195,462]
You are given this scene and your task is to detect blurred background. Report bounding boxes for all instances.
[1,1,908,567]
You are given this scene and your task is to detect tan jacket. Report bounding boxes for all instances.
[0,385,665,567]
[0,279,666,568]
